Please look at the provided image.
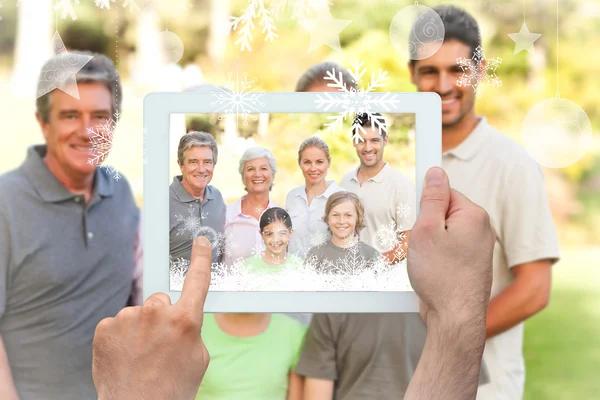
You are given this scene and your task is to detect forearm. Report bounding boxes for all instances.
[486,280,547,338]
[404,315,486,400]
[302,377,334,400]
[287,372,304,400]
[0,336,19,400]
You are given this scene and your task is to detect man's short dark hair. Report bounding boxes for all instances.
[409,5,481,65]
[353,112,387,138]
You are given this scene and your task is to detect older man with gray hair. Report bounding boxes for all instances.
[170,131,226,264]
[0,51,142,400]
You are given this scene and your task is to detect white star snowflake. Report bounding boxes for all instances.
[456,46,502,98]
[397,203,410,219]
[174,204,203,240]
[375,221,399,253]
[54,0,80,20]
[315,59,399,143]
[309,229,329,248]
[374,220,406,254]
[210,70,265,131]
[250,243,264,257]
[229,0,330,51]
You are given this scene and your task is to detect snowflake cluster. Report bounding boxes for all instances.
[456,46,502,98]
[315,60,399,143]
[229,0,330,51]
[169,234,412,291]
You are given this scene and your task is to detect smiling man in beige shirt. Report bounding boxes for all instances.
[408,5,560,399]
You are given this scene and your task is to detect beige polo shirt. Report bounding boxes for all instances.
[340,163,417,253]
[442,117,560,400]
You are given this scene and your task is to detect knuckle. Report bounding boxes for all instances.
[470,205,491,226]
[94,317,114,337]
[115,306,137,321]
[172,311,199,335]
[142,295,168,315]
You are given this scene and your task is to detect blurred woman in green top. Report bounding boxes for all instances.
[196,207,306,400]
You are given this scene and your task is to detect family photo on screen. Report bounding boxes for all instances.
[168,109,417,292]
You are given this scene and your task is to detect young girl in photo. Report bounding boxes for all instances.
[244,207,303,274]
[306,191,381,273]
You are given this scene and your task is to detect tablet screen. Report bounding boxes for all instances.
[168,111,416,293]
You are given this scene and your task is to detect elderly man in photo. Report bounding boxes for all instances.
[0,52,142,400]
[170,131,226,264]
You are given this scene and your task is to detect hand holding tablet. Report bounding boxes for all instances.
[92,167,494,399]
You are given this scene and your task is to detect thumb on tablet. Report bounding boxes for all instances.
[417,167,451,232]
[178,236,212,321]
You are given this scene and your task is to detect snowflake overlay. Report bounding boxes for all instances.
[54,0,80,20]
[456,46,502,98]
[397,203,410,219]
[171,250,411,292]
[375,220,407,257]
[308,229,329,248]
[174,204,204,240]
[210,70,265,130]
[170,225,413,291]
[315,60,399,143]
[229,0,330,51]
[87,112,147,181]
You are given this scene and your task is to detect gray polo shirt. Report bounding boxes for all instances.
[0,145,140,400]
[169,176,226,263]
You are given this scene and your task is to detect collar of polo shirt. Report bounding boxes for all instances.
[442,117,489,161]
[349,163,390,183]
[171,175,215,203]
[22,145,114,203]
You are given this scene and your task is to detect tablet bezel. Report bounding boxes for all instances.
[143,92,441,312]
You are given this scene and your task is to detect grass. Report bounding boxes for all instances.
[523,247,600,400]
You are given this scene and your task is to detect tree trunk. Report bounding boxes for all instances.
[10,0,53,97]
[131,3,163,92]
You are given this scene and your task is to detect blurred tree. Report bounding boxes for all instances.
[208,0,230,66]
[10,0,52,97]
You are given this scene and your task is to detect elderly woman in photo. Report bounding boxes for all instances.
[305,191,380,274]
[285,137,345,259]
[223,147,278,266]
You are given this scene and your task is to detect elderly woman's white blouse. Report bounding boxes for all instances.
[222,196,278,266]
[285,181,346,259]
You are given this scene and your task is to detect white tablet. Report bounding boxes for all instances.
[143,92,441,312]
